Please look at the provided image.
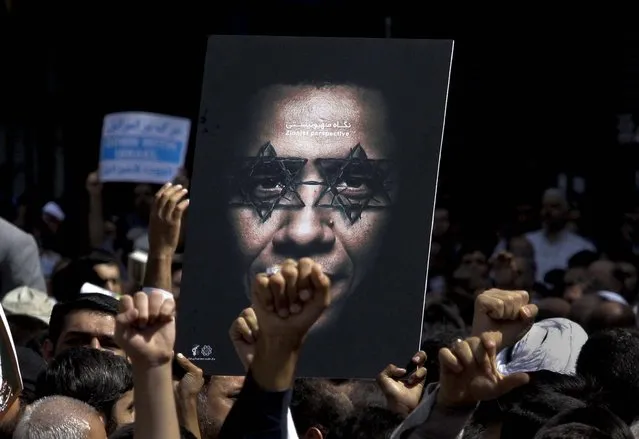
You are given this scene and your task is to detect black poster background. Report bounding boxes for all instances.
[177,35,453,378]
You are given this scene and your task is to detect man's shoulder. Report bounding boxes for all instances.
[565,231,595,249]
[524,230,544,241]
[0,218,35,247]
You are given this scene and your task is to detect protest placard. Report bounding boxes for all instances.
[99,112,190,184]
[179,36,454,378]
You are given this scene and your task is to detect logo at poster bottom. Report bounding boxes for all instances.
[188,344,216,361]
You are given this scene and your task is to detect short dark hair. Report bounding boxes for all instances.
[536,406,633,439]
[586,302,637,334]
[48,293,119,348]
[290,379,352,437]
[332,405,403,439]
[535,423,611,439]
[464,371,591,439]
[342,380,387,409]
[576,328,639,423]
[499,371,591,439]
[50,251,119,303]
[568,251,599,269]
[84,249,119,266]
[36,347,132,434]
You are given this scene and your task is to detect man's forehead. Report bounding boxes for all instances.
[93,263,119,275]
[256,85,385,126]
[64,309,115,331]
[245,84,393,158]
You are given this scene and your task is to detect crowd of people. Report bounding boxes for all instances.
[0,168,639,439]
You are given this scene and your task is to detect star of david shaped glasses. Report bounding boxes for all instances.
[227,142,395,224]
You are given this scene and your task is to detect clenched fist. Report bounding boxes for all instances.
[115,291,176,368]
[472,289,538,351]
[251,258,331,348]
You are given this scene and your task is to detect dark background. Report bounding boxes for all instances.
[1,9,634,257]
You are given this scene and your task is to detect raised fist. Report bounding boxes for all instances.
[472,289,538,351]
[148,182,190,257]
[114,291,176,368]
[251,258,331,347]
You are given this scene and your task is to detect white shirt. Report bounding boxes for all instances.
[525,229,595,283]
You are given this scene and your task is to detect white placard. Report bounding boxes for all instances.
[99,112,191,184]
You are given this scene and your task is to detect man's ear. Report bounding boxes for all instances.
[42,339,55,362]
[303,427,323,439]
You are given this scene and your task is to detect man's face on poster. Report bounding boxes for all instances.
[227,85,397,323]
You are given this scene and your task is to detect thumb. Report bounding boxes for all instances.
[385,364,408,379]
[519,304,538,321]
[498,372,530,394]
[176,353,201,375]
[377,364,407,386]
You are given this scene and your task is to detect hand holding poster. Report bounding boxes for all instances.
[178,36,454,378]
[0,304,22,416]
[99,112,191,184]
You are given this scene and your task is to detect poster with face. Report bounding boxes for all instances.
[178,36,454,378]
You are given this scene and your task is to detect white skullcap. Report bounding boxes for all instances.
[2,286,57,324]
[497,318,588,376]
[42,201,65,222]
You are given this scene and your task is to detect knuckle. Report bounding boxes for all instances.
[281,265,297,277]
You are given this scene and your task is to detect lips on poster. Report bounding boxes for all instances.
[178,35,454,378]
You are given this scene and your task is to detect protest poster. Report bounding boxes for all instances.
[0,304,22,415]
[178,36,454,378]
[99,112,191,184]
